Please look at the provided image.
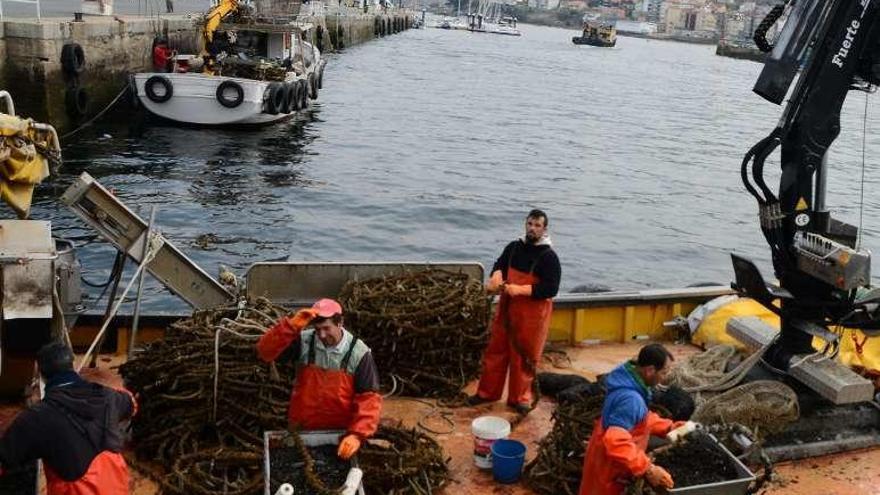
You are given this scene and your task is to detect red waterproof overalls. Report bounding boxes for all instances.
[579,411,673,495]
[289,334,380,436]
[476,250,553,406]
[44,452,129,495]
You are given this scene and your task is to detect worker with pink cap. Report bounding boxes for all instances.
[257,298,382,460]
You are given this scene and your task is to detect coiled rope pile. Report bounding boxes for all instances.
[666,344,799,436]
[524,394,605,495]
[339,269,491,399]
[120,298,292,494]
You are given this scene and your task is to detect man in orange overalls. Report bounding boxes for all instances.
[579,344,683,495]
[0,341,137,495]
[257,298,382,460]
[467,209,561,415]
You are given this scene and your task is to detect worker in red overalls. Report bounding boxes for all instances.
[257,298,382,459]
[0,341,137,495]
[467,209,561,415]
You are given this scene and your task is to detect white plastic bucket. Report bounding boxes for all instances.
[471,416,511,469]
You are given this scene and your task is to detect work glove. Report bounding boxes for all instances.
[504,284,532,297]
[667,420,699,443]
[286,308,318,332]
[486,270,504,293]
[645,464,674,490]
[337,434,362,460]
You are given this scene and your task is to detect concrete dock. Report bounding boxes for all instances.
[0,1,414,133]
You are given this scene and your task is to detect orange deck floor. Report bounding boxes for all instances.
[7,344,880,494]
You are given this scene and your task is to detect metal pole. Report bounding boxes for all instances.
[127,206,156,359]
[815,154,828,212]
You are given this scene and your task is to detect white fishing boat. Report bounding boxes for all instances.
[133,0,325,126]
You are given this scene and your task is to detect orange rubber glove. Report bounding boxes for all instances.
[504,284,532,297]
[486,270,504,293]
[337,434,362,460]
[645,464,674,490]
[287,308,318,330]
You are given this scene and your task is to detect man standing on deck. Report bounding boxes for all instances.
[257,298,382,460]
[0,341,137,495]
[579,343,684,495]
[467,209,561,415]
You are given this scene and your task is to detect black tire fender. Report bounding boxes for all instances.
[317,62,324,90]
[216,80,244,108]
[308,73,318,100]
[263,82,284,115]
[65,86,89,116]
[282,83,296,113]
[61,43,86,75]
[297,79,309,110]
[145,75,173,103]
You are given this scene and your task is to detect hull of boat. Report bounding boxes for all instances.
[134,73,303,126]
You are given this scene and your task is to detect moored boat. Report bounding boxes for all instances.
[572,20,617,47]
[134,0,325,126]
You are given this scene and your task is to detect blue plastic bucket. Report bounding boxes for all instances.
[490,439,526,483]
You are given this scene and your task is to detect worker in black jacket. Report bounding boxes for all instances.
[468,209,561,414]
[0,341,136,495]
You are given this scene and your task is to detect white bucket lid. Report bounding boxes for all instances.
[471,416,511,440]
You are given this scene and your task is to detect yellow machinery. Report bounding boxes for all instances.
[0,90,60,219]
[201,0,239,74]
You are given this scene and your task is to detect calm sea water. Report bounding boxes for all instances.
[23,23,880,313]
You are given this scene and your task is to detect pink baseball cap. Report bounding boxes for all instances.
[311,298,343,317]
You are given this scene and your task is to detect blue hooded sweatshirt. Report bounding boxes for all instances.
[600,361,651,431]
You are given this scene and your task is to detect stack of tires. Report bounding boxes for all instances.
[61,43,88,118]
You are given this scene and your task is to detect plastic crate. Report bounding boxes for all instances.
[668,434,756,495]
[264,430,365,495]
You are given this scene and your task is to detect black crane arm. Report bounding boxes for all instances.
[734,0,880,368]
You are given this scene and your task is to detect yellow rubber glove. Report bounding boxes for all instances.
[486,270,504,293]
[287,308,318,331]
[645,464,674,490]
[504,284,532,297]
[337,434,362,460]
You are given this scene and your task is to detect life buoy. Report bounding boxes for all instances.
[282,83,296,113]
[297,79,309,110]
[263,82,284,115]
[144,75,173,103]
[65,86,89,116]
[61,43,85,75]
[308,73,318,100]
[216,80,244,108]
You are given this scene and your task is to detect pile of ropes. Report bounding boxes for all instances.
[524,394,604,495]
[359,424,450,494]
[666,344,799,436]
[120,298,293,494]
[339,269,491,399]
[219,57,288,81]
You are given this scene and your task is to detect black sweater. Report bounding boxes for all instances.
[0,373,134,481]
[492,240,561,299]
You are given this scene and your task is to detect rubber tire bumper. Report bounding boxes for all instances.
[216,80,244,108]
[145,75,173,103]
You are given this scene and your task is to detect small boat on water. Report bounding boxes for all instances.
[133,0,325,126]
[572,20,617,47]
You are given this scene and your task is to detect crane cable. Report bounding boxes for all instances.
[857,91,869,251]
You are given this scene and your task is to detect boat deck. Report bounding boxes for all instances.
[4,343,880,494]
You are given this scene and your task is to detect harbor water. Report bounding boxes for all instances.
[24,23,880,313]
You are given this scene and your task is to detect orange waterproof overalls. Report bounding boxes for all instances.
[45,452,129,495]
[476,248,553,406]
[289,333,380,435]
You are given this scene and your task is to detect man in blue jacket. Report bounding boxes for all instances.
[579,343,682,495]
